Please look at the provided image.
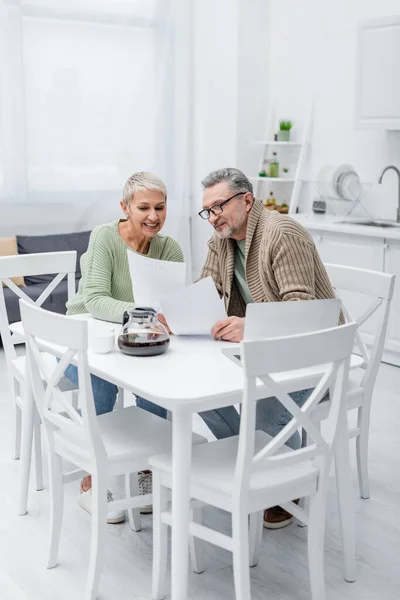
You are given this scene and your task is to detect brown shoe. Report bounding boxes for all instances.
[263,500,299,530]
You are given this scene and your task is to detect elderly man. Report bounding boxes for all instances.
[197,167,336,529]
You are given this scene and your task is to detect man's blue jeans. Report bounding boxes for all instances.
[199,388,314,449]
[63,364,167,418]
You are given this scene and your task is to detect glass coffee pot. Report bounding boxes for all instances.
[118,307,170,357]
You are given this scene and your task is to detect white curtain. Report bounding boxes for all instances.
[0,0,192,264]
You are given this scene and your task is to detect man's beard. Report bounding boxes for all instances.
[214,212,246,239]
[214,224,234,239]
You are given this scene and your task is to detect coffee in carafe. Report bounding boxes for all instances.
[118,307,170,357]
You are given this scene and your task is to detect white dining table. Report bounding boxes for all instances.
[12,316,361,599]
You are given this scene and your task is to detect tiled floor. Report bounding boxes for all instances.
[0,348,399,599]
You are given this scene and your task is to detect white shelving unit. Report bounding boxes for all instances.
[251,105,313,214]
[252,141,303,147]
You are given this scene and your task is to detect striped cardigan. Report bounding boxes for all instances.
[200,199,335,317]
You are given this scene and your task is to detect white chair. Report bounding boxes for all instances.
[313,264,396,499]
[244,298,341,339]
[0,251,78,490]
[149,322,357,600]
[225,299,356,581]
[20,299,205,600]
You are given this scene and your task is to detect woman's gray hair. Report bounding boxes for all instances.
[122,171,167,207]
[201,167,253,195]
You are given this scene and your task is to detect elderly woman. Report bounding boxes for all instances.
[65,171,183,523]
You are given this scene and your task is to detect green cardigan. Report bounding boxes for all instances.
[67,219,184,323]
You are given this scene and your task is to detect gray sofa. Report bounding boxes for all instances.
[3,230,90,326]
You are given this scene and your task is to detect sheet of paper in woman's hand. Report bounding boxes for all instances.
[159,276,227,335]
[127,250,186,308]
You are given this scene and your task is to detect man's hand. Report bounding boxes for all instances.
[158,313,173,335]
[211,316,245,342]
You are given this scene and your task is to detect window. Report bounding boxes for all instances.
[0,0,170,197]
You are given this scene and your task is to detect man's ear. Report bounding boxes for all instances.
[244,192,254,212]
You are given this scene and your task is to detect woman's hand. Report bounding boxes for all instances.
[211,316,245,342]
[158,313,173,335]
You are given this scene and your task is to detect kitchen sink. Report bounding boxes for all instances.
[339,219,400,228]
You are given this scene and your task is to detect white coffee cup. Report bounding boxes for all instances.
[90,329,115,354]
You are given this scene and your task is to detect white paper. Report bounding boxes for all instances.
[127,250,186,309]
[159,277,227,335]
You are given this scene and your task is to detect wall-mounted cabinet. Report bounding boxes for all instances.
[355,16,400,130]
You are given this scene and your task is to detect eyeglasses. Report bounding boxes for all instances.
[198,192,246,220]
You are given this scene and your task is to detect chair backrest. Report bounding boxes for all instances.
[19,299,104,465]
[324,263,395,391]
[0,251,77,364]
[233,323,357,505]
[244,298,341,339]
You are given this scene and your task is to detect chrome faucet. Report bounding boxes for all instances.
[378,165,400,223]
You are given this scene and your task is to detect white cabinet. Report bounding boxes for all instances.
[383,241,400,360]
[309,228,400,364]
[355,16,400,130]
[311,231,385,270]
[309,226,400,364]
[311,231,385,341]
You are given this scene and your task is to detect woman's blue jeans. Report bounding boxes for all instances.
[63,364,167,418]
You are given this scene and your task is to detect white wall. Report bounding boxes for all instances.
[190,0,270,278]
[269,0,400,219]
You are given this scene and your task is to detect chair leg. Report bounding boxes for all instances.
[114,387,125,411]
[47,449,64,568]
[297,496,310,528]
[335,447,356,582]
[249,511,263,567]
[125,472,142,532]
[7,369,20,459]
[71,390,79,411]
[232,511,251,600]
[356,407,370,499]
[12,402,22,460]
[189,505,204,574]
[33,411,43,491]
[86,469,108,600]
[307,482,327,600]
[152,470,168,600]
[298,427,310,527]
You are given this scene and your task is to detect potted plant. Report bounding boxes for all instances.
[278,120,293,142]
[282,167,290,178]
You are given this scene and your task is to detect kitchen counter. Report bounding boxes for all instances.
[293,213,400,240]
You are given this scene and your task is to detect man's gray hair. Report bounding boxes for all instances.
[122,171,167,207]
[201,167,253,195]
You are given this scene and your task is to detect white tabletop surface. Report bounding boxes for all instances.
[11,317,364,413]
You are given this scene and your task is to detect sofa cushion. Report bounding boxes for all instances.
[48,280,71,315]
[3,283,50,325]
[2,280,71,331]
[17,231,91,285]
[0,237,25,287]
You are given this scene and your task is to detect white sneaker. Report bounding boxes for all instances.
[79,489,126,524]
[138,471,152,514]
